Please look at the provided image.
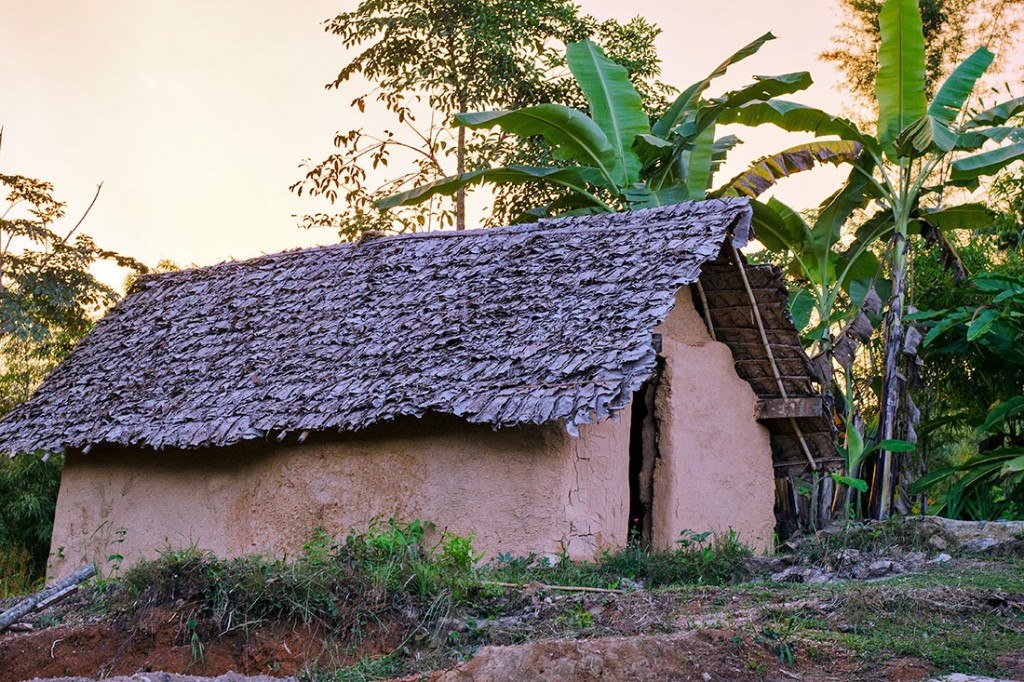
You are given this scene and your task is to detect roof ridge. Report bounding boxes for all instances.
[133,199,748,290]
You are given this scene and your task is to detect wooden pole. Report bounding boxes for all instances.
[731,247,818,470]
[0,565,96,632]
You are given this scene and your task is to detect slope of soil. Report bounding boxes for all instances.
[3,519,1024,681]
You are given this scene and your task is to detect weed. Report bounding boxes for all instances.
[481,530,752,590]
[757,615,799,667]
[187,616,206,670]
[304,654,403,682]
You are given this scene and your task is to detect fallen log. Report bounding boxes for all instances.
[0,564,96,632]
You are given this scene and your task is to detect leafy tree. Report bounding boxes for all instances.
[379,35,860,218]
[1,164,144,413]
[290,0,669,237]
[822,0,1024,122]
[0,131,145,587]
[910,270,1024,519]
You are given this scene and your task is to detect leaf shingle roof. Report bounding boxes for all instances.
[0,199,751,454]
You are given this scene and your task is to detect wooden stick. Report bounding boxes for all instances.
[732,247,818,471]
[0,564,96,632]
[480,580,626,594]
[694,280,717,341]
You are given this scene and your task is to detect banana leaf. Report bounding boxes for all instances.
[717,99,877,154]
[875,0,927,155]
[950,142,1024,183]
[652,32,775,137]
[720,140,862,198]
[928,47,994,124]
[566,40,648,186]
[456,106,619,186]
[965,96,1024,128]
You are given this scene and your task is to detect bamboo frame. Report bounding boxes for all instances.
[731,246,818,471]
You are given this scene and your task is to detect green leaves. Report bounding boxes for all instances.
[928,47,995,125]
[875,0,927,155]
[652,32,776,137]
[566,40,649,186]
[950,142,1024,183]
[896,47,995,157]
[717,99,876,152]
[457,106,619,183]
[965,96,1024,128]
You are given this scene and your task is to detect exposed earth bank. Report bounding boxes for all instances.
[3,518,1024,682]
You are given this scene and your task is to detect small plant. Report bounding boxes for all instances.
[187,616,206,670]
[758,615,799,667]
[106,526,127,577]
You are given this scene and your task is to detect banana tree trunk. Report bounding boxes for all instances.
[873,229,908,519]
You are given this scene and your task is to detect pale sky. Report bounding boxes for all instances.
[2,1,855,276]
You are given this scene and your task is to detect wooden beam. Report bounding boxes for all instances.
[755,397,824,420]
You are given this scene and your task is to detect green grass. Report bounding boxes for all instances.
[482,530,753,590]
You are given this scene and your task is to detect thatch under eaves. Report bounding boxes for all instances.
[697,259,840,475]
[0,199,757,455]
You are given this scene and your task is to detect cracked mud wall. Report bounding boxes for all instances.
[47,414,631,577]
[651,288,775,553]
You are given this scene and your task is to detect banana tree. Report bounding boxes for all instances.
[378,35,860,217]
[720,0,1024,518]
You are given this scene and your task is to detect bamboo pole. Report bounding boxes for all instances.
[731,247,818,470]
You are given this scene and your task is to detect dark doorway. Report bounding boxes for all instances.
[627,363,662,548]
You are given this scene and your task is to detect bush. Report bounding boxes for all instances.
[0,452,62,591]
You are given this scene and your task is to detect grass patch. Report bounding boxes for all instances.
[483,530,753,590]
[792,519,941,565]
[0,545,42,597]
[82,521,754,679]
[835,585,1024,674]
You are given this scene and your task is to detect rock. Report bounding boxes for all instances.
[928,553,952,564]
[770,566,836,584]
[619,577,645,591]
[865,560,895,578]
[900,517,1024,556]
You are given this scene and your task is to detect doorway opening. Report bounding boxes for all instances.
[628,361,662,549]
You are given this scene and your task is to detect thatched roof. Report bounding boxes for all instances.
[0,199,753,455]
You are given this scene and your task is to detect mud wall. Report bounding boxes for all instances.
[47,286,775,578]
[651,287,776,552]
[47,414,630,578]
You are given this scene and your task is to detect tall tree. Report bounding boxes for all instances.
[290,0,669,238]
[822,0,1024,123]
[379,35,860,219]
[0,134,145,414]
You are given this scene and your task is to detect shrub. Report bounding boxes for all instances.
[0,452,62,591]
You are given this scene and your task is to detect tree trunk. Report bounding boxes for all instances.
[0,564,96,631]
[873,230,908,519]
[456,98,467,231]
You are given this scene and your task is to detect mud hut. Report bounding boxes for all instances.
[0,199,836,576]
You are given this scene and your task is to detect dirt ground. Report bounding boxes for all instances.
[3,585,1023,682]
